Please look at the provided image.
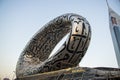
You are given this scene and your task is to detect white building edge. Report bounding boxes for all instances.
[107,0,120,68]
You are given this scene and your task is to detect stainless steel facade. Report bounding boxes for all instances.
[16,13,91,78]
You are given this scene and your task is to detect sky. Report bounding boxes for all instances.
[0,0,120,79]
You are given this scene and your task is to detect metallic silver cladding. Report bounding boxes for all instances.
[16,13,91,78]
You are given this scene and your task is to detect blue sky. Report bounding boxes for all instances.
[0,0,120,79]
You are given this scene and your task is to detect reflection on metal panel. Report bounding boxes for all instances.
[113,26,120,52]
[108,5,120,67]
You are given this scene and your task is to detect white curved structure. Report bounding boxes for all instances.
[108,7,120,68]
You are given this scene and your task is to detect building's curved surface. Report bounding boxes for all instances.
[16,13,91,78]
